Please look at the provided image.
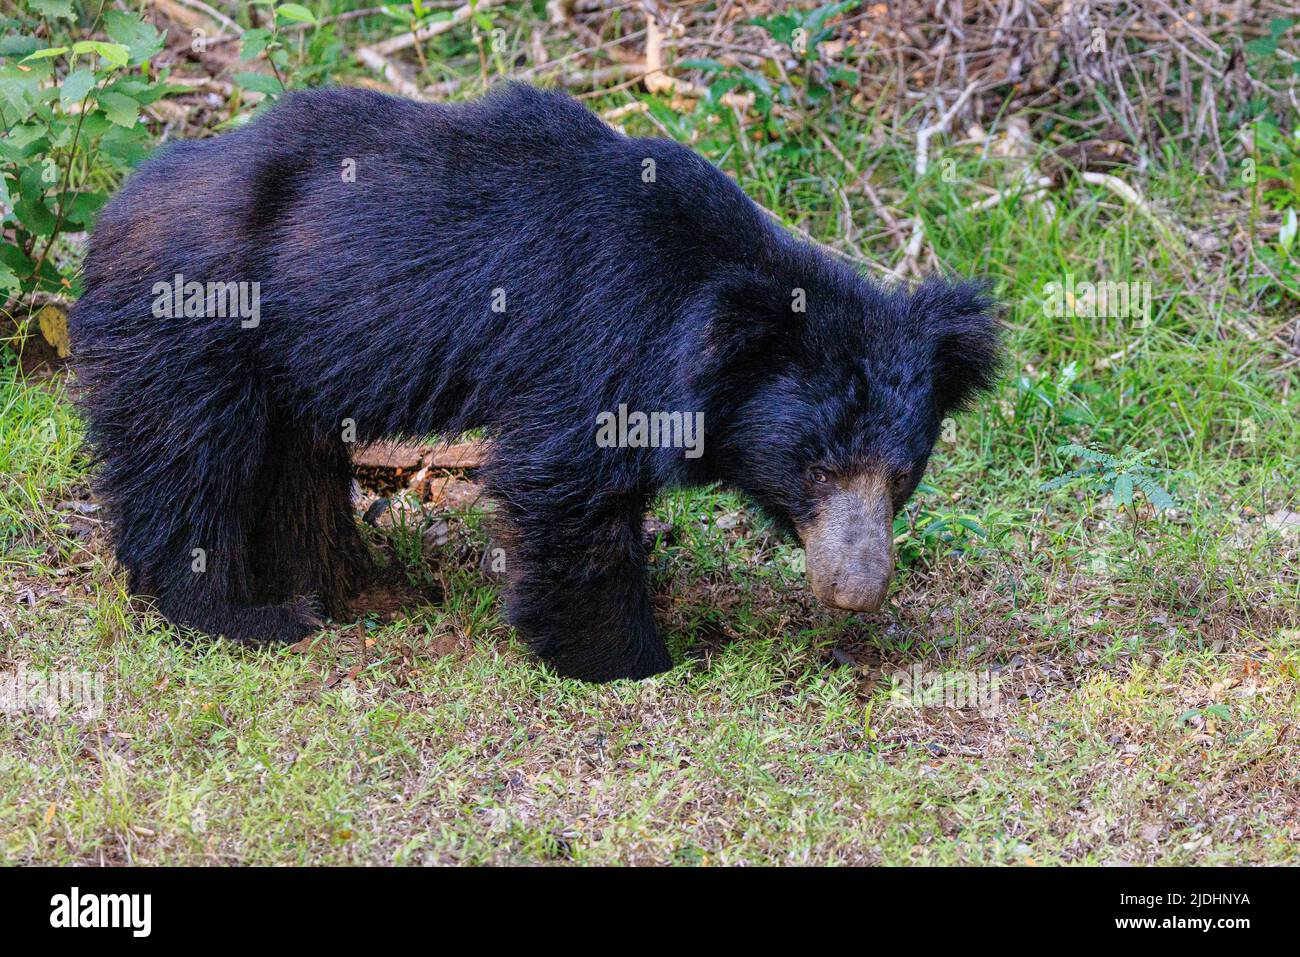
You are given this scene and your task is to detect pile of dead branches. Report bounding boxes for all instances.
[325,2,1293,177]
[290,0,1284,282]
[148,3,1293,165]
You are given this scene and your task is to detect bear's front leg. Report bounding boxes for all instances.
[498,495,672,682]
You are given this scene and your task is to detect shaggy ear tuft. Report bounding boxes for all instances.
[693,266,805,375]
[911,277,1002,414]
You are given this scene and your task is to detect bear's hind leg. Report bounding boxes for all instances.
[245,427,373,620]
[103,400,322,645]
[497,491,672,682]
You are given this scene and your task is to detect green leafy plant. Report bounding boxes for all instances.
[1,4,168,299]
[674,0,857,134]
[371,0,498,87]
[749,1,856,63]
[1013,361,1098,427]
[1004,362,1113,464]
[1238,17,1300,304]
[1040,444,1176,513]
[893,482,995,567]
[1243,16,1297,65]
[236,3,343,98]
[1246,117,1300,303]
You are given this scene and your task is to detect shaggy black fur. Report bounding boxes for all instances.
[70,83,1000,682]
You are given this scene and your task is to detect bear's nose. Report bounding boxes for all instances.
[798,470,897,614]
[812,558,893,612]
[824,575,890,612]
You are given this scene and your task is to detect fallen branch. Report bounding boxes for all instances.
[969,175,1055,212]
[603,100,649,122]
[372,0,508,57]
[894,81,979,279]
[355,46,426,100]
[914,80,979,177]
[429,440,489,469]
[354,439,488,472]
[642,5,752,111]
[1081,171,1219,253]
[891,220,927,282]
[159,0,240,35]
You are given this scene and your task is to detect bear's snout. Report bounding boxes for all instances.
[799,473,896,614]
[811,558,893,612]
[806,546,894,612]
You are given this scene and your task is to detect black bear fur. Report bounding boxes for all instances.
[69,83,1000,681]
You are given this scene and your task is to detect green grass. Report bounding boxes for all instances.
[2,4,1299,865]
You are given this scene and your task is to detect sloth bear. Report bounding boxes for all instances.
[70,83,1000,682]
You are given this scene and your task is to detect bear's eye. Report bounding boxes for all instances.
[809,467,833,485]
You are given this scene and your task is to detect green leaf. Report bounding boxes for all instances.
[71,40,131,68]
[21,47,69,62]
[807,0,857,32]
[1039,466,1096,492]
[1280,208,1297,255]
[101,77,149,97]
[240,28,273,62]
[740,70,772,96]
[59,67,96,108]
[1270,17,1295,39]
[0,261,20,294]
[1,121,47,155]
[275,4,318,24]
[0,241,34,275]
[98,123,153,167]
[1112,474,1133,507]
[0,35,40,58]
[105,9,166,65]
[1245,36,1278,56]
[1057,443,1113,465]
[97,90,139,127]
[30,0,74,20]
[749,14,799,46]
[918,517,952,538]
[0,61,45,117]
[76,111,111,138]
[707,76,741,102]
[233,71,283,96]
[1135,477,1176,511]
[64,190,107,229]
[20,160,54,200]
[14,195,57,235]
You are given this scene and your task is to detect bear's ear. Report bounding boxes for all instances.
[910,277,1002,414]
[692,266,805,377]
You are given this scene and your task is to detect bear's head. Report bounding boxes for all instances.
[695,262,1001,613]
